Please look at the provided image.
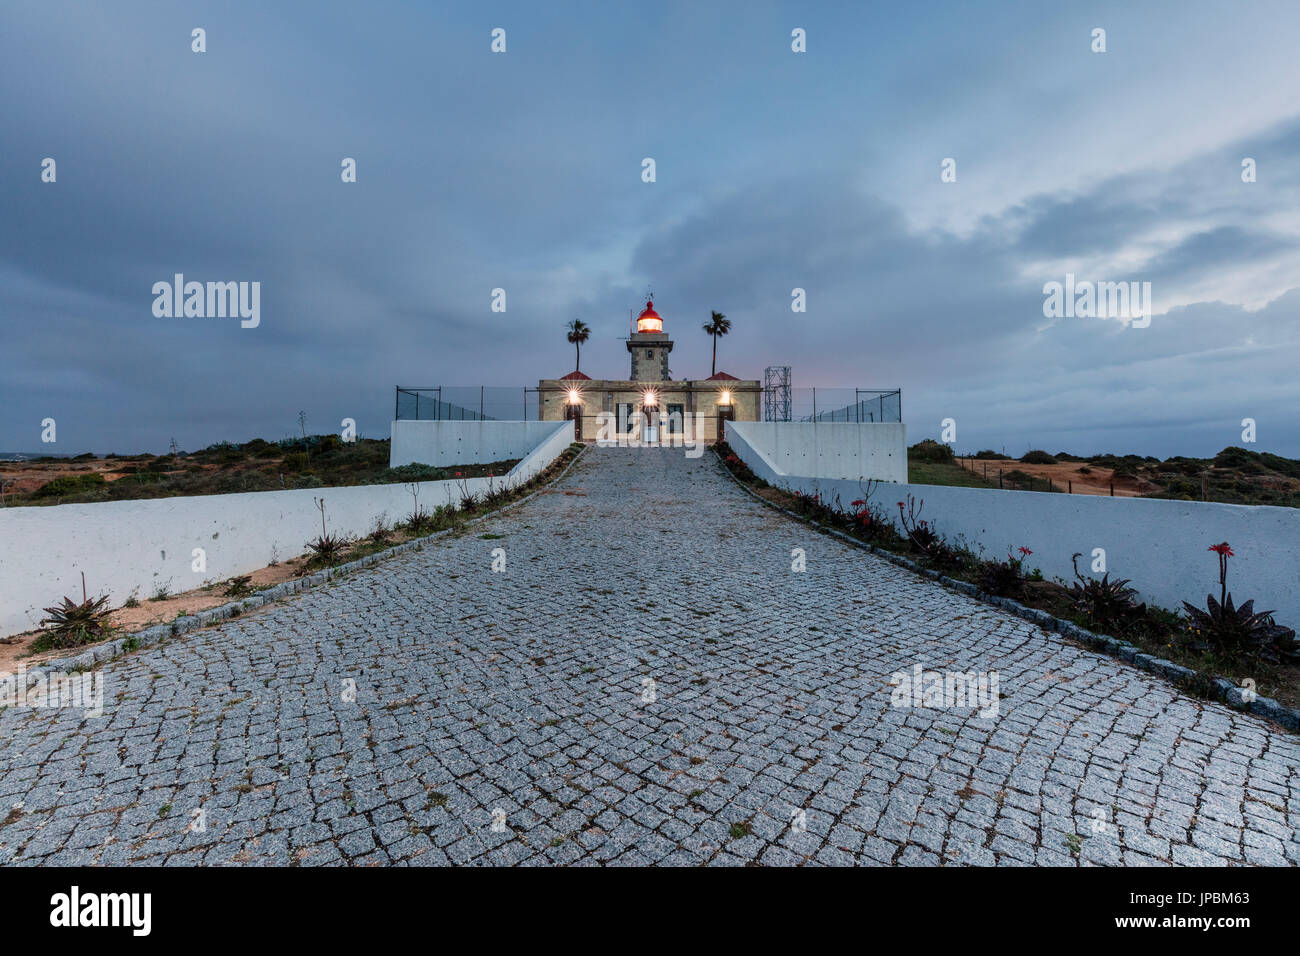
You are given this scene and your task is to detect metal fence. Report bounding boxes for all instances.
[395,387,540,422]
[783,388,901,423]
[395,385,902,426]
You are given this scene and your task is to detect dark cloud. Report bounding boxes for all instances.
[1,0,1298,459]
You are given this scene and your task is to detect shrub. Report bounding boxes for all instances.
[367,515,391,545]
[847,498,891,542]
[383,463,446,483]
[283,452,309,472]
[908,440,954,463]
[34,472,106,498]
[452,472,478,512]
[39,592,113,649]
[896,496,961,570]
[305,533,349,567]
[196,441,244,463]
[306,497,350,567]
[222,575,254,598]
[717,443,759,483]
[1181,542,1298,663]
[1069,554,1143,632]
[973,450,1011,460]
[1020,450,1057,465]
[404,506,434,534]
[977,548,1033,597]
[1213,446,1255,469]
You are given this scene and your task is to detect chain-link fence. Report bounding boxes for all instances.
[396,385,902,429]
[781,388,901,423]
[395,387,540,421]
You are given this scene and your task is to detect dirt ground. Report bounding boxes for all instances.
[955,458,1159,496]
[0,553,313,674]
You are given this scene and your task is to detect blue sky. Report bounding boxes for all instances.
[3,0,1299,457]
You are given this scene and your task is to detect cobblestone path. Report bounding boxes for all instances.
[1,447,1297,866]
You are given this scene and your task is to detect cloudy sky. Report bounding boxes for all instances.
[3,0,1299,457]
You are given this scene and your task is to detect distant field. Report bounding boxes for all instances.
[0,436,519,507]
[905,459,998,489]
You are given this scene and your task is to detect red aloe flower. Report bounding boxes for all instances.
[1208,541,1233,606]
[1018,546,1033,557]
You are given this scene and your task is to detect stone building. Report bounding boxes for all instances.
[538,300,760,442]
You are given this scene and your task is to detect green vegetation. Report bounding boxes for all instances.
[1142,446,1300,507]
[1020,450,1058,465]
[34,590,115,651]
[222,575,254,598]
[32,472,106,498]
[906,441,996,488]
[10,436,520,506]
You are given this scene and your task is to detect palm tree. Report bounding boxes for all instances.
[702,310,731,376]
[566,319,591,372]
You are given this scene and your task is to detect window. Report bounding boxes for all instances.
[646,350,653,359]
[667,404,684,433]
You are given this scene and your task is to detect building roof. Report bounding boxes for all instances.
[704,371,739,380]
[559,370,592,380]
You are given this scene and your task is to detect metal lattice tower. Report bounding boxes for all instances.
[763,366,792,422]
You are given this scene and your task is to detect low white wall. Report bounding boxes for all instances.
[724,422,1300,629]
[725,421,907,483]
[0,422,573,638]
[390,419,564,468]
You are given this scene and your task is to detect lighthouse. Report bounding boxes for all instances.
[627,300,673,382]
[535,295,760,443]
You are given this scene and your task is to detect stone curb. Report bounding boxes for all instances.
[13,444,588,691]
[714,450,1300,733]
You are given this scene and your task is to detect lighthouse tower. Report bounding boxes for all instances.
[627,300,673,382]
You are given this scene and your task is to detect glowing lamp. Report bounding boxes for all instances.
[635,301,664,333]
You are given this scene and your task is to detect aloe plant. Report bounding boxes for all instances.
[1181,543,1298,663]
[40,592,112,649]
[1069,553,1144,632]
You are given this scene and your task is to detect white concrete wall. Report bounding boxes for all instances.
[725,421,908,483]
[0,422,573,638]
[390,420,564,468]
[724,422,1300,630]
